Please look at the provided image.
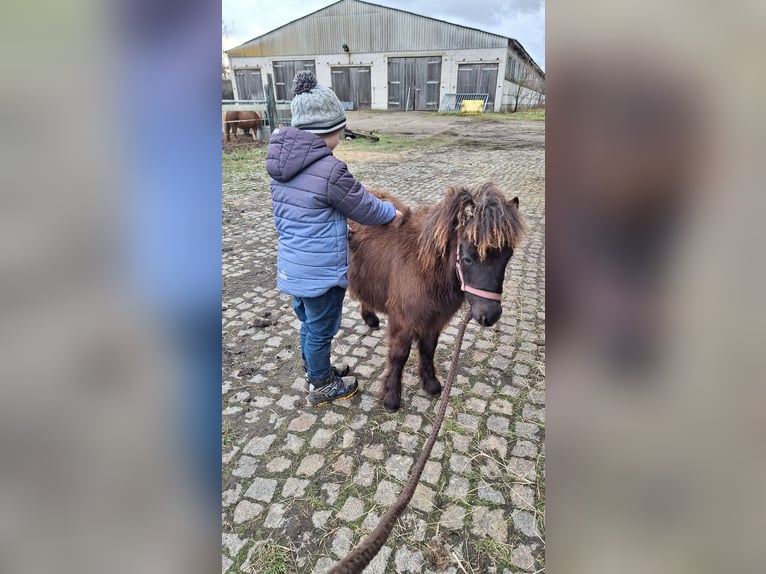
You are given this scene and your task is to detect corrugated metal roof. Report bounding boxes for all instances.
[226,0,510,58]
[510,39,544,79]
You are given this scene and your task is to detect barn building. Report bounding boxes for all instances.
[225,0,544,113]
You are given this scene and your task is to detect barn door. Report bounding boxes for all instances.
[233,69,264,100]
[352,67,371,110]
[330,67,371,110]
[387,59,404,110]
[272,60,316,101]
[387,57,441,111]
[456,63,499,108]
[422,58,442,110]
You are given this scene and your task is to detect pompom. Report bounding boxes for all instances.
[293,70,317,95]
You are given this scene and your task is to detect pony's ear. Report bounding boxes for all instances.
[443,186,474,229]
[510,197,520,209]
[459,201,475,227]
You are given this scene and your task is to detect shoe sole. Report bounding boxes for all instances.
[306,385,359,407]
[304,367,351,393]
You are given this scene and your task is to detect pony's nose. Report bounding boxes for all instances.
[470,301,502,326]
[478,307,502,327]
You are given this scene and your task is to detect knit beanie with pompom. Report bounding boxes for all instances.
[290,70,347,134]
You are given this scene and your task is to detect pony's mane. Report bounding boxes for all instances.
[417,183,527,273]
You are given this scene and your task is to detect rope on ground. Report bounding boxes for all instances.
[326,309,473,574]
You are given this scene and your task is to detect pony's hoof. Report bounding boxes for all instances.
[383,393,400,413]
[362,311,380,329]
[423,379,442,396]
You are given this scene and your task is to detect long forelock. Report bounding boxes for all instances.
[417,183,527,269]
[416,186,470,273]
[464,187,527,259]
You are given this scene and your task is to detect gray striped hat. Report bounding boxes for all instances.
[290,70,347,134]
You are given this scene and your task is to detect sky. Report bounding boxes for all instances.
[222,0,545,71]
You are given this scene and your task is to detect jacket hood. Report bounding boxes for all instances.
[266,127,332,182]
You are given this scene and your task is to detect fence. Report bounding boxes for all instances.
[438,93,490,113]
[222,99,295,139]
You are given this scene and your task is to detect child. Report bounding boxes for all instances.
[266,70,400,406]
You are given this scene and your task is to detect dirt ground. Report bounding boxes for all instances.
[345,110,544,143]
[222,110,544,152]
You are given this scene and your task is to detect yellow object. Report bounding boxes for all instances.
[460,100,484,115]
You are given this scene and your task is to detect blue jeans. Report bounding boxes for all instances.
[292,286,346,382]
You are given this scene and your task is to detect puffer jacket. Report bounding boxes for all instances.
[266,127,396,297]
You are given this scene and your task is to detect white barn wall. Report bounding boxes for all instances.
[500,80,545,111]
[229,46,513,112]
[440,48,508,112]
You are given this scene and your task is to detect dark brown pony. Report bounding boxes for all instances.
[224,110,261,141]
[348,182,526,412]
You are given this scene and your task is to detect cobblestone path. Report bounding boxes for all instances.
[222,120,545,573]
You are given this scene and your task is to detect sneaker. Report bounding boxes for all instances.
[303,363,350,393]
[306,371,359,407]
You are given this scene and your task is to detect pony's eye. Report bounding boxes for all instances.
[461,257,473,266]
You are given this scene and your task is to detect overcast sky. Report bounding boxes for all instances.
[222,0,545,71]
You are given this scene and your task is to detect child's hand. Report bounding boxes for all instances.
[389,210,404,227]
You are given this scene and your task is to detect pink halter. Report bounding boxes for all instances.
[455,247,503,301]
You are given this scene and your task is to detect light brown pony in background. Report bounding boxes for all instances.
[224,110,261,141]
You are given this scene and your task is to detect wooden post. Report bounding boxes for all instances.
[265,73,278,134]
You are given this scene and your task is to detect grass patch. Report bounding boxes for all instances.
[338,133,447,155]
[222,146,267,163]
[475,537,514,569]
[535,456,546,537]
[504,108,545,121]
[222,146,268,181]
[443,417,470,436]
[249,541,294,574]
[222,420,238,449]
[424,108,544,121]
[222,145,270,196]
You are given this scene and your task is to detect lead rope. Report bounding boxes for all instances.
[326,310,473,574]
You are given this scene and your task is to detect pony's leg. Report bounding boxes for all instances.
[225,125,231,142]
[418,330,442,396]
[361,306,380,329]
[382,322,411,413]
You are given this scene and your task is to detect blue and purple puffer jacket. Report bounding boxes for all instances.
[266,127,396,297]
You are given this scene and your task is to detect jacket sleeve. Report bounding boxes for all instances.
[326,161,396,225]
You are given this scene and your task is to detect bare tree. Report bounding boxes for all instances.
[222,20,234,93]
[222,20,234,81]
[513,83,524,112]
[512,67,545,111]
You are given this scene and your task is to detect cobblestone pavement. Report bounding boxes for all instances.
[222,116,545,573]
